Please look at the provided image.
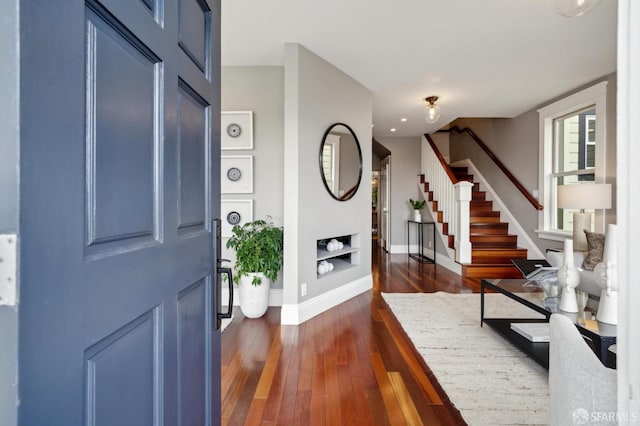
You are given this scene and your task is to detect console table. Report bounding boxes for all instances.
[406,220,436,264]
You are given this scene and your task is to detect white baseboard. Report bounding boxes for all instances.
[222,287,283,307]
[389,244,419,254]
[281,274,372,325]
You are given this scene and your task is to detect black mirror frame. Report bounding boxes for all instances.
[319,122,363,202]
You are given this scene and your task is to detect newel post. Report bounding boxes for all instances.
[454,181,473,263]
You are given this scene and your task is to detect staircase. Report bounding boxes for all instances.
[421,166,524,278]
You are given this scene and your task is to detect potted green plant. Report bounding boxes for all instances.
[409,198,426,222]
[226,218,284,318]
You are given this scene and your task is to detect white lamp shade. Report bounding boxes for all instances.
[557,183,612,210]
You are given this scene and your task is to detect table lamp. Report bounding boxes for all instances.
[557,183,612,251]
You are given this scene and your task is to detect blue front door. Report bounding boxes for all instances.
[19,0,222,424]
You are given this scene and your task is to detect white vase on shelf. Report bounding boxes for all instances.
[413,209,421,222]
[558,239,580,313]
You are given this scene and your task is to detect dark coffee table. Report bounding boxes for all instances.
[480,278,617,369]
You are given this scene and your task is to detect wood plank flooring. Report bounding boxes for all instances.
[221,242,483,425]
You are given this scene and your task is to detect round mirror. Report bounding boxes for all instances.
[319,123,363,201]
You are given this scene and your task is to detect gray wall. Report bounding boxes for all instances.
[221,66,285,288]
[376,137,422,250]
[0,0,19,424]
[283,43,372,304]
[450,73,617,253]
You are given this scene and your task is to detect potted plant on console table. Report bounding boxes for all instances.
[409,198,426,222]
[226,218,284,318]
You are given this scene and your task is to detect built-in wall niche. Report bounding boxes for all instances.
[316,234,360,278]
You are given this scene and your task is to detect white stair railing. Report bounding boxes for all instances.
[421,135,472,263]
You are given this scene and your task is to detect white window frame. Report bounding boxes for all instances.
[536,81,608,241]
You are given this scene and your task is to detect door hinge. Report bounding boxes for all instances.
[0,234,17,306]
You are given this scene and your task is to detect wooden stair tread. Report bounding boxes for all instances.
[470,210,500,217]
[470,201,493,210]
[470,234,517,248]
[470,223,508,234]
[461,264,522,279]
[470,234,517,241]
[470,216,501,224]
[472,191,486,200]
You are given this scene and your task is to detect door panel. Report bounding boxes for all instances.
[177,278,209,425]
[177,80,209,234]
[86,4,160,252]
[85,308,160,425]
[18,0,221,424]
[179,0,211,73]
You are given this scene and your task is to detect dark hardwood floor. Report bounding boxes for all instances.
[221,241,482,425]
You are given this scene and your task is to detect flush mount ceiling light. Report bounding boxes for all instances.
[554,0,601,17]
[424,96,441,124]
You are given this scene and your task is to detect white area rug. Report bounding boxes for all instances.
[382,292,549,425]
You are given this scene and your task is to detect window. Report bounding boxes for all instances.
[321,134,340,193]
[537,82,608,241]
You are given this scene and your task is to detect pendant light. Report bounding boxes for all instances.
[554,0,601,17]
[424,96,441,124]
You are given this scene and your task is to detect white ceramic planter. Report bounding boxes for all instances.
[238,273,271,318]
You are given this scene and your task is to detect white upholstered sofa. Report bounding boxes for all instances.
[549,314,617,425]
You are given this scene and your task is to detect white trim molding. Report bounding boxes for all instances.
[389,244,418,254]
[616,0,640,417]
[280,275,372,325]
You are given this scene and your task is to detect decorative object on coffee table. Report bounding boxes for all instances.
[594,224,618,325]
[558,239,580,313]
[576,289,589,312]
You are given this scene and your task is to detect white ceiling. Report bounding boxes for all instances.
[221,0,617,138]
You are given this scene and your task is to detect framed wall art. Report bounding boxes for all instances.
[221,199,253,237]
[221,155,253,194]
[221,111,253,150]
